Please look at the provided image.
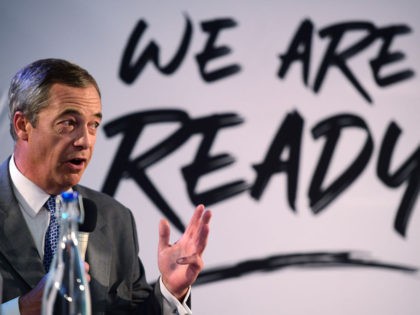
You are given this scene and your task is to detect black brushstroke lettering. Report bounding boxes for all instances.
[101,110,192,232]
[370,25,415,87]
[278,19,314,86]
[195,18,241,82]
[102,110,250,231]
[309,114,373,213]
[119,16,193,84]
[194,251,417,285]
[182,113,250,205]
[278,20,414,103]
[250,111,304,211]
[377,122,420,237]
[314,22,377,103]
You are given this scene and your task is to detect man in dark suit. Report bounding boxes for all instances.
[0,58,211,315]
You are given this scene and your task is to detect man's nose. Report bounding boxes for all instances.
[73,125,94,148]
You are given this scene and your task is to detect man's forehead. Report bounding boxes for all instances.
[47,84,102,113]
[49,83,100,99]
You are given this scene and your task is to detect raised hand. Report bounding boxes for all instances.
[158,204,212,300]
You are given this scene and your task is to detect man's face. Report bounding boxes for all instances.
[14,83,102,194]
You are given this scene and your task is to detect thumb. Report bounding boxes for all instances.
[158,219,171,252]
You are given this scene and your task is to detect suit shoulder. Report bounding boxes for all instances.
[75,185,132,218]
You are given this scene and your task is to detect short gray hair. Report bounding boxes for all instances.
[8,58,101,140]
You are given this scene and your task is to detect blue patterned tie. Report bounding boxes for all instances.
[43,195,59,272]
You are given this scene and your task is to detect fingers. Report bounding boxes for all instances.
[159,205,211,254]
[18,276,47,314]
[84,261,90,272]
[196,217,211,254]
[176,253,203,269]
[185,204,211,237]
[184,204,205,235]
[158,218,171,252]
[201,207,212,225]
[84,262,91,282]
[176,253,197,265]
[194,206,211,252]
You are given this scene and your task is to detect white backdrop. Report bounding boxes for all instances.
[1,1,419,314]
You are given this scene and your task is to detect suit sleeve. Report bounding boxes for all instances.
[129,210,163,314]
[99,207,163,315]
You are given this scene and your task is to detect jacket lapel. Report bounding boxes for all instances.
[0,158,45,288]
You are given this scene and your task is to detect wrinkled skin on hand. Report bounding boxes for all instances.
[158,204,212,300]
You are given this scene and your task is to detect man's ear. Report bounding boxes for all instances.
[13,111,31,141]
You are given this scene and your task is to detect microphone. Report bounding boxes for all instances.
[78,198,97,260]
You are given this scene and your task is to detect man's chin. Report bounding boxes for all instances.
[59,173,84,191]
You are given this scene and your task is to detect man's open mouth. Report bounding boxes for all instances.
[69,158,85,166]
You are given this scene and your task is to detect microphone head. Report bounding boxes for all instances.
[79,198,97,232]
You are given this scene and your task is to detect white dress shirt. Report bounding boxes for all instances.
[1,156,192,315]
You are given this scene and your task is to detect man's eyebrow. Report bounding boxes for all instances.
[58,108,103,120]
[59,108,80,116]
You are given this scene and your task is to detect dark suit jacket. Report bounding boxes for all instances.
[0,158,163,314]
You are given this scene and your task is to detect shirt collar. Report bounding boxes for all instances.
[9,155,51,217]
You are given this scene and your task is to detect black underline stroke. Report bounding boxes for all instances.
[194,251,418,286]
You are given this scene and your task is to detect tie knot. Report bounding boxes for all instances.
[45,195,57,213]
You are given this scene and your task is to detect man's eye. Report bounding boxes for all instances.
[89,121,100,130]
[58,120,77,132]
[62,119,76,126]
